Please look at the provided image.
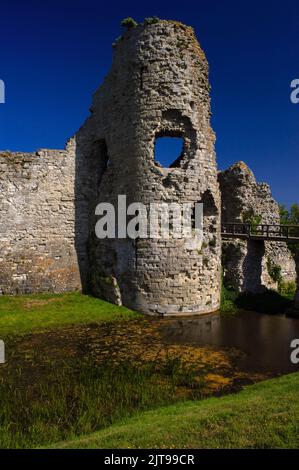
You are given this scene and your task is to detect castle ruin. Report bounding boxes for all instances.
[0,20,297,315]
[219,161,296,293]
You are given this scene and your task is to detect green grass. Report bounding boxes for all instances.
[1,292,298,449]
[50,372,299,449]
[0,292,140,336]
[1,360,202,449]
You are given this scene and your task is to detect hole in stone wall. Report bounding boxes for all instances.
[154,136,184,168]
[191,205,196,229]
[201,190,218,217]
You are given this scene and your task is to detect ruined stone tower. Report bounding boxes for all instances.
[1,19,297,313]
[75,20,221,315]
[219,162,296,293]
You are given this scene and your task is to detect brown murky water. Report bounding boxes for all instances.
[160,311,299,374]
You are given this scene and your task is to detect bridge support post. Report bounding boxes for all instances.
[222,239,266,293]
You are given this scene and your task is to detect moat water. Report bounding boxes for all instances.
[160,311,299,375]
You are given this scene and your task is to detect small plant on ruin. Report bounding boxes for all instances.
[121,17,138,30]
[267,258,282,283]
[144,17,160,25]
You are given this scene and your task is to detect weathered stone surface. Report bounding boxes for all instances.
[75,20,221,315]
[0,146,81,294]
[219,161,296,293]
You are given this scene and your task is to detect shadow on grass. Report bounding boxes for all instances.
[235,290,293,314]
[221,285,294,315]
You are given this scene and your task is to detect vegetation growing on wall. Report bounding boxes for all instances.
[121,17,138,30]
[144,17,160,25]
[278,280,297,298]
[266,258,282,283]
[120,16,161,30]
[220,284,238,313]
[242,208,262,233]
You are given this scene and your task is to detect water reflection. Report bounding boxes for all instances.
[161,311,299,374]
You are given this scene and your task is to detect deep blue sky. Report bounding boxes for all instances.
[0,0,298,206]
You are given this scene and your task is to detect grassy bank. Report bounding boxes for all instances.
[1,292,297,449]
[0,293,266,449]
[0,359,202,448]
[0,315,254,448]
[0,292,140,336]
[50,372,299,449]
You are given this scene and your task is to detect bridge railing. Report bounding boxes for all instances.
[221,223,299,242]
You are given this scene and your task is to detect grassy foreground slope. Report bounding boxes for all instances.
[51,372,299,449]
[0,292,140,336]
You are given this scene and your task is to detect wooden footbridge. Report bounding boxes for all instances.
[221,223,299,243]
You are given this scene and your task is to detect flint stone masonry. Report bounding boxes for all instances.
[219,161,296,293]
[75,20,222,315]
[0,146,80,294]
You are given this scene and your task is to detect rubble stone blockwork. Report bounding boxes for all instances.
[75,21,222,315]
[0,147,80,294]
[219,161,296,293]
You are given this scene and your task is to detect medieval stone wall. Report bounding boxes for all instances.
[75,20,222,315]
[0,19,296,314]
[0,146,81,294]
[219,161,296,293]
